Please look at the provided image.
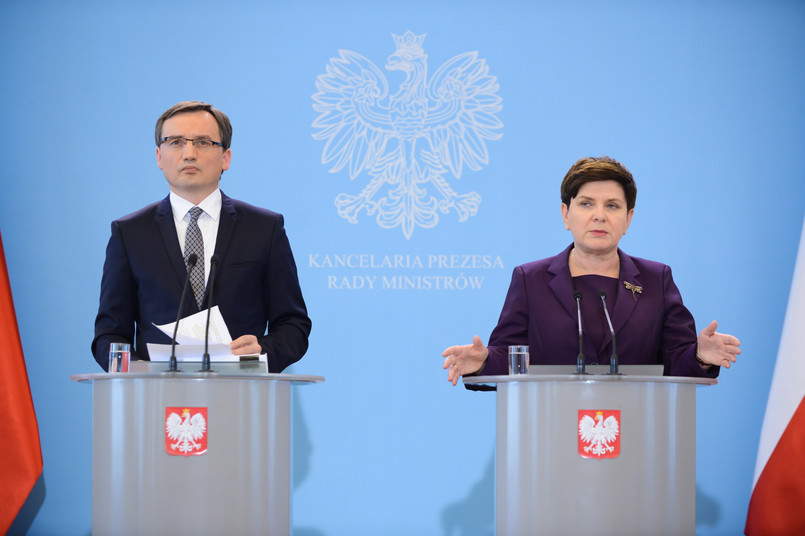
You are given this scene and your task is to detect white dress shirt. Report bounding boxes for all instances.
[170,189,222,285]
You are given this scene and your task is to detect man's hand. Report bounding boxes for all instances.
[230,334,261,355]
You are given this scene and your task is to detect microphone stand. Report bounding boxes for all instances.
[573,291,587,375]
[200,255,219,373]
[598,290,620,375]
[169,253,197,372]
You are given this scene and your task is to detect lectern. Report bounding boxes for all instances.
[72,366,323,536]
[463,369,714,536]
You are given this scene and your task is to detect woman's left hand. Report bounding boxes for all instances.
[696,320,741,368]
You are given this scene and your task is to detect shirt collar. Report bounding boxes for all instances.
[169,189,222,222]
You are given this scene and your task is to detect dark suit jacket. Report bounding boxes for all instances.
[478,244,718,378]
[92,191,311,372]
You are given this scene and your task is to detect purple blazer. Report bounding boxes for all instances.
[478,245,718,378]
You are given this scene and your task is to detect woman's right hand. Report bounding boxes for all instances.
[441,335,489,386]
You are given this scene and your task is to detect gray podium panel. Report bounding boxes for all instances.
[72,372,323,536]
[464,374,714,536]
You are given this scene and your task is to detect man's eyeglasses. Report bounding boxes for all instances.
[160,136,224,151]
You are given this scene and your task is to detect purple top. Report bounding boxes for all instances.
[573,274,620,364]
[475,244,718,379]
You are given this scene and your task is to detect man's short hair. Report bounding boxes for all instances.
[155,101,233,150]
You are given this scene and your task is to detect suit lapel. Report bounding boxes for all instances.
[611,249,641,337]
[213,192,237,267]
[198,191,237,307]
[547,245,577,320]
[155,196,189,290]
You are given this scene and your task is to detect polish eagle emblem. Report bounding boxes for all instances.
[578,410,621,459]
[165,407,208,456]
[312,31,503,239]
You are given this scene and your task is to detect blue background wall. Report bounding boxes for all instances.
[1,1,803,534]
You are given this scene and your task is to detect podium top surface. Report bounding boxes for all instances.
[463,373,715,387]
[71,372,325,383]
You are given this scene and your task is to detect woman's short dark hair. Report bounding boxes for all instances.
[560,156,637,211]
[155,101,233,150]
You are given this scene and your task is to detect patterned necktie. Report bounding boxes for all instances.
[185,206,205,308]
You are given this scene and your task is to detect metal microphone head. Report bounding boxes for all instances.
[573,290,582,301]
[186,253,198,266]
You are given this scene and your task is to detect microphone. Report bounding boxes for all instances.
[200,255,220,372]
[573,291,586,374]
[598,290,619,375]
[168,253,198,372]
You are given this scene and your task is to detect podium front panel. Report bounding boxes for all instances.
[466,375,710,536]
[78,374,321,536]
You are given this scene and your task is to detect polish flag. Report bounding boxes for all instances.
[745,217,805,535]
[0,230,43,534]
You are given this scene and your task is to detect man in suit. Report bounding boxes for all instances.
[92,101,311,372]
[442,156,741,384]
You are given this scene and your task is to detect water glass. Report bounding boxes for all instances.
[109,342,131,373]
[508,345,529,374]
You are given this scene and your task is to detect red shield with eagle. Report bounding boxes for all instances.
[165,407,208,457]
[578,409,620,459]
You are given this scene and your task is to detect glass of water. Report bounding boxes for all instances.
[108,342,131,373]
[508,345,529,374]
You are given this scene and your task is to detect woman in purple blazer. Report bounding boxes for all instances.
[442,156,741,384]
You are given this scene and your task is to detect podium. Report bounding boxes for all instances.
[463,370,715,536]
[72,367,323,536]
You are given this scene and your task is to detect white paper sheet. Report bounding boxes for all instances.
[154,306,232,345]
[148,306,262,362]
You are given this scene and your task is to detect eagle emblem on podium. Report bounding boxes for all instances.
[165,407,208,456]
[578,409,621,459]
[312,31,503,239]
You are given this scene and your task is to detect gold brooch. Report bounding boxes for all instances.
[624,281,643,301]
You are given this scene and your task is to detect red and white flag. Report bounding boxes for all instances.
[0,230,43,534]
[745,217,805,535]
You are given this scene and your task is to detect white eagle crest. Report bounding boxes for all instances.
[166,408,207,454]
[578,411,620,457]
[312,31,503,239]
